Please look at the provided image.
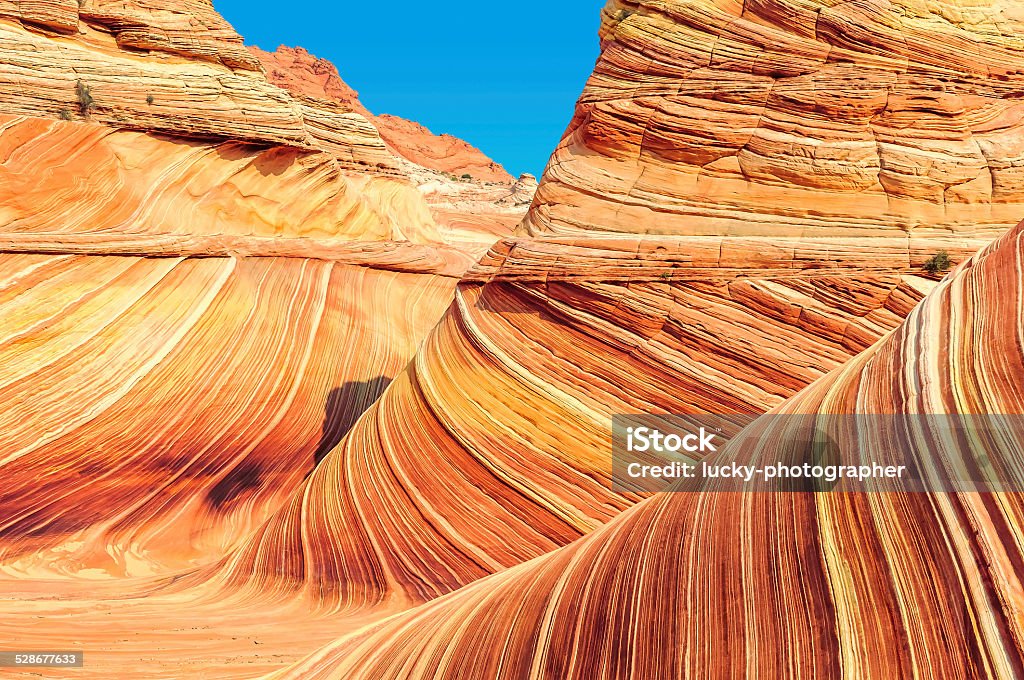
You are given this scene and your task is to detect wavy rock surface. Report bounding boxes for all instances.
[200,233,985,610]
[0,115,444,243]
[0,1,489,582]
[247,44,531,243]
[249,45,373,117]
[0,254,456,577]
[0,236,961,677]
[275,221,1024,680]
[523,0,1024,237]
[0,0,259,68]
[2,0,1021,677]
[0,9,403,175]
[374,114,513,183]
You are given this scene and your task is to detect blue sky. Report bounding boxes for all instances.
[213,1,605,178]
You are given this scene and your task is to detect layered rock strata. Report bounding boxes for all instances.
[273,220,1024,680]
[0,2,488,581]
[249,45,534,240]
[0,254,456,577]
[0,116,438,243]
[198,233,977,610]
[0,19,401,174]
[2,0,1024,677]
[523,0,1024,237]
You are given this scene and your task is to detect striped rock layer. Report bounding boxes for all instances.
[0,7,403,174]
[0,0,493,581]
[245,45,534,241]
[523,0,1024,237]
[0,0,260,67]
[199,234,983,611]
[272,223,1024,680]
[0,254,456,577]
[0,115,444,244]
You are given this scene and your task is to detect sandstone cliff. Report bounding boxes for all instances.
[0,0,482,585]
[523,0,1024,237]
[2,0,261,68]
[184,0,1024,616]
[248,44,532,240]
[198,235,964,610]
[0,4,408,173]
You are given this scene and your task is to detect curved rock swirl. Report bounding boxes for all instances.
[273,223,1024,679]
[202,234,976,610]
[0,254,457,578]
[524,0,1024,237]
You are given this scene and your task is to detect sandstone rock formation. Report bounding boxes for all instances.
[181,0,1024,617]
[2,0,260,68]
[0,0,484,583]
[0,115,440,244]
[192,232,982,610]
[523,0,1024,237]
[251,45,515,183]
[0,110,469,578]
[2,0,1024,677]
[0,254,456,577]
[271,219,1024,680]
[248,45,371,117]
[0,16,402,174]
[374,113,512,183]
[248,44,534,241]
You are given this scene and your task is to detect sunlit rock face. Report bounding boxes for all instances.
[0,116,442,243]
[523,0,1024,237]
[0,254,456,578]
[2,0,1022,677]
[0,15,406,175]
[1,0,261,67]
[198,0,1024,615]
[249,45,515,182]
[0,114,466,579]
[273,221,1024,680]
[171,0,1015,620]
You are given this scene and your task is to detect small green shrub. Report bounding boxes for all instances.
[75,80,94,116]
[57,108,72,121]
[146,94,155,105]
[461,173,472,180]
[923,250,952,275]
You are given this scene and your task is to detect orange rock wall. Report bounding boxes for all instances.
[274,221,1024,680]
[199,235,971,610]
[524,0,1024,237]
[0,116,438,242]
